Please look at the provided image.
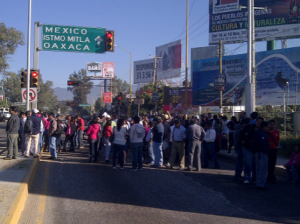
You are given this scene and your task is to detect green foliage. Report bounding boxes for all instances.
[278,136,299,158]
[0,23,25,73]
[111,76,130,95]
[94,97,104,112]
[132,82,165,115]
[68,69,93,114]
[37,78,58,112]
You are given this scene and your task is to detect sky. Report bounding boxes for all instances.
[2,0,300,89]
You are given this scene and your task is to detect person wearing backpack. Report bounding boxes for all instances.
[24,109,43,158]
[48,112,57,159]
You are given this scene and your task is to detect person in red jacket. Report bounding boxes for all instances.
[103,120,113,163]
[267,120,280,183]
[86,118,100,162]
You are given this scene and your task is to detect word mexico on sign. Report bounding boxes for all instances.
[42,24,106,53]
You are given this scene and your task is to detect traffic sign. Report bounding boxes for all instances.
[152,92,159,102]
[79,104,91,107]
[134,99,144,105]
[104,92,112,103]
[0,86,4,95]
[21,88,37,102]
[126,94,136,99]
[42,24,106,54]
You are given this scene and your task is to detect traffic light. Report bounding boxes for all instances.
[30,70,39,89]
[118,96,122,104]
[67,80,80,86]
[20,71,28,88]
[105,30,114,52]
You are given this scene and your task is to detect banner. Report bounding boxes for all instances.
[102,62,114,78]
[192,46,300,106]
[164,87,198,115]
[209,0,300,45]
[103,92,112,103]
[156,40,182,80]
[134,59,154,84]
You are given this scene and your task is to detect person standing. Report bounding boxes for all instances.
[202,122,219,169]
[186,118,206,171]
[166,118,186,170]
[112,119,127,169]
[48,112,57,159]
[233,119,244,181]
[162,115,171,162]
[221,116,229,151]
[76,114,85,149]
[151,116,164,168]
[267,120,280,184]
[4,106,20,160]
[130,116,145,171]
[86,118,100,162]
[63,116,77,152]
[227,116,237,155]
[145,121,154,165]
[24,109,42,158]
[103,120,113,163]
[254,121,269,190]
[19,112,26,155]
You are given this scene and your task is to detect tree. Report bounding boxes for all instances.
[133,82,165,115]
[68,69,93,114]
[111,76,130,96]
[37,76,58,112]
[0,23,25,73]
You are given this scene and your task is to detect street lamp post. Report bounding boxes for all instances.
[115,45,132,117]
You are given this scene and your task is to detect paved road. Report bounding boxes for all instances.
[19,147,300,224]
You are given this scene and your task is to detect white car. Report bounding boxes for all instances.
[3,111,11,120]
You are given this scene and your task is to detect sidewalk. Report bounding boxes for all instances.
[0,149,38,223]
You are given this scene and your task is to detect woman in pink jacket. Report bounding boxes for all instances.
[86,118,100,162]
[284,144,300,183]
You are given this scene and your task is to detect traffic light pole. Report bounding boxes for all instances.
[26,0,32,111]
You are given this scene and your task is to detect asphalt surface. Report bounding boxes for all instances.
[19,145,300,224]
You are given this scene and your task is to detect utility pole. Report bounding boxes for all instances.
[219,40,223,114]
[152,55,162,114]
[185,0,189,116]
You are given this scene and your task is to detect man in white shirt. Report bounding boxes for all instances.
[165,119,186,170]
[202,122,220,169]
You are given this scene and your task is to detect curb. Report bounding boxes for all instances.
[1,148,43,224]
[217,152,287,178]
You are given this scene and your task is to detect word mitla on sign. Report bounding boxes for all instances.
[42,24,106,53]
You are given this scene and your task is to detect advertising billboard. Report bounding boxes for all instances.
[156,40,182,80]
[134,59,155,84]
[209,0,300,45]
[164,87,198,115]
[192,46,300,106]
[86,62,102,76]
[102,62,115,78]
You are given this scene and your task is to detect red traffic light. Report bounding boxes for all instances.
[67,80,79,86]
[68,81,73,85]
[107,32,112,38]
[31,71,38,77]
[118,96,121,100]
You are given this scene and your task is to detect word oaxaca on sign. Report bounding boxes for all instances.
[209,0,300,45]
[42,24,106,53]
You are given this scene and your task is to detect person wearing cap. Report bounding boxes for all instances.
[24,109,43,158]
[151,116,164,168]
[165,118,186,170]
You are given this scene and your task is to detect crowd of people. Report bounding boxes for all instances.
[3,106,300,190]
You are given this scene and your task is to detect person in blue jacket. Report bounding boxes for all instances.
[254,121,269,190]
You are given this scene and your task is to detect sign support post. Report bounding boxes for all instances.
[26,0,32,111]
[219,40,223,114]
[32,21,40,110]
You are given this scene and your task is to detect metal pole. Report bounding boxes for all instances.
[128,52,132,117]
[219,40,223,114]
[283,93,286,136]
[26,0,32,111]
[104,79,107,111]
[154,56,158,114]
[138,104,140,117]
[252,0,256,112]
[296,68,298,109]
[246,0,254,117]
[185,0,189,116]
[287,82,289,111]
[33,22,40,70]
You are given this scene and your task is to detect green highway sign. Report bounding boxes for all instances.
[42,24,106,54]
[79,104,91,107]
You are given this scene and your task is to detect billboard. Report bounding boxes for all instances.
[134,59,155,84]
[103,92,112,103]
[102,62,114,78]
[156,40,182,80]
[209,0,300,45]
[86,62,102,76]
[164,87,198,115]
[192,46,300,106]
